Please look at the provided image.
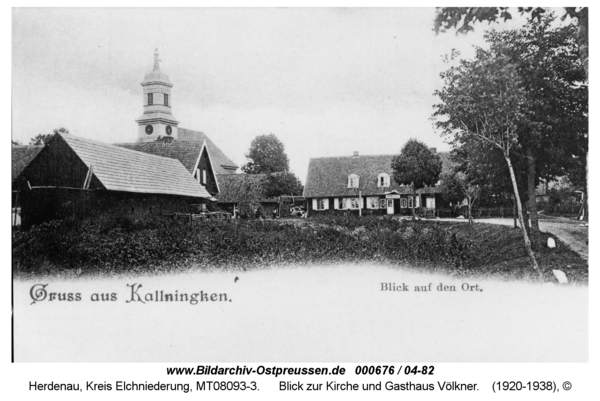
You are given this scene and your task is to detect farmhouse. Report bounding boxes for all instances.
[303,151,449,216]
[14,133,211,227]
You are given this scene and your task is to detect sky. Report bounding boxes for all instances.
[12,7,567,182]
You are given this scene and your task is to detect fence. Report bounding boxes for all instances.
[437,204,581,219]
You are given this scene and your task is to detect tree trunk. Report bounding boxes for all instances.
[512,196,518,228]
[411,183,416,220]
[504,155,542,278]
[526,148,540,246]
[467,197,473,224]
[582,151,588,221]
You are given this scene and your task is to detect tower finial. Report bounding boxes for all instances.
[153,48,160,71]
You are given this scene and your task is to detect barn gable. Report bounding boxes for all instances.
[12,145,43,185]
[191,141,220,196]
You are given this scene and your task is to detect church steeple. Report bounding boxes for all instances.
[153,48,160,71]
[136,49,179,142]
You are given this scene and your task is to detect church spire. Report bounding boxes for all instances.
[153,48,161,71]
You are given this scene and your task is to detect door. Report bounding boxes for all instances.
[426,196,436,209]
[386,199,394,214]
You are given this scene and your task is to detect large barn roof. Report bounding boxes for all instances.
[12,145,43,182]
[115,141,203,174]
[303,152,450,198]
[59,134,211,198]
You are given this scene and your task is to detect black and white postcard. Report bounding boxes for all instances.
[9,5,595,399]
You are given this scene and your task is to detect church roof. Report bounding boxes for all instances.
[59,134,210,198]
[303,153,449,198]
[12,145,43,183]
[116,128,238,175]
[178,128,239,173]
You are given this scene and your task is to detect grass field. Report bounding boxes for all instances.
[12,214,588,283]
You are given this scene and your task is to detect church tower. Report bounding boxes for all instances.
[136,49,179,142]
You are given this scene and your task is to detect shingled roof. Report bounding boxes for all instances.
[58,134,210,198]
[179,128,238,173]
[12,145,43,183]
[115,128,238,175]
[303,152,450,198]
[115,141,203,173]
[216,174,278,203]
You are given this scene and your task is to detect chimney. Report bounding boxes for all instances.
[429,147,437,154]
[353,151,359,157]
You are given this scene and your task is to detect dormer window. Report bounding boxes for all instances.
[348,174,359,188]
[148,93,154,105]
[378,173,390,188]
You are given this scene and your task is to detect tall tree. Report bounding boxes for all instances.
[242,134,290,174]
[434,47,543,277]
[391,139,442,219]
[487,17,587,238]
[29,127,69,146]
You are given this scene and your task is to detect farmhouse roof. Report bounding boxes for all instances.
[12,145,43,183]
[303,153,450,198]
[59,134,210,198]
[216,173,280,203]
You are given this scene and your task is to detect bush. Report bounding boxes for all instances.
[13,214,587,282]
[14,214,477,273]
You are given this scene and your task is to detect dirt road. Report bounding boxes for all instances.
[437,216,588,260]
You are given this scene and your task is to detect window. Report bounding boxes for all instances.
[314,198,329,210]
[401,198,407,208]
[348,174,359,188]
[379,199,386,209]
[377,173,390,188]
[202,169,207,184]
[164,94,169,106]
[342,198,360,209]
[148,93,153,105]
[408,196,414,209]
[367,197,380,209]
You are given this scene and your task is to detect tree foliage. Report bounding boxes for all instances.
[391,139,442,219]
[29,128,69,146]
[439,166,481,223]
[242,134,290,174]
[264,172,304,198]
[391,139,442,189]
[434,7,588,77]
